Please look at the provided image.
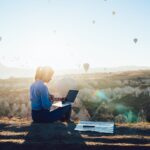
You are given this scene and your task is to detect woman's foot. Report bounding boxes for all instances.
[65,119,74,123]
[60,118,74,123]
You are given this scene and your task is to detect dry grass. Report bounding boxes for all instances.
[116,122,150,129]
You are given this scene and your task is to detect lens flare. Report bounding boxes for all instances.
[94,90,109,101]
[125,110,137,123]
[115,104,128,113]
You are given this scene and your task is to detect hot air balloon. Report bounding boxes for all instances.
[53,30,56,34]
[83,63,90,72]
[92,20,96,24]
[133,38,138,43]
[112,11,116,15]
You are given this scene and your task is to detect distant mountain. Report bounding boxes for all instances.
[90,66,150,73]
[57,66,150,75]
[0,62,5,68]
[0,62,34,79]
[0,62,150,79]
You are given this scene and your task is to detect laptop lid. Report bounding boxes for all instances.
[64,90,78,103]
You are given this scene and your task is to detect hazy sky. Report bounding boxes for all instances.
[0,0,150,70]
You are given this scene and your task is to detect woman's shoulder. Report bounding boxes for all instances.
[30,80,44,88]
[33,80,48,89]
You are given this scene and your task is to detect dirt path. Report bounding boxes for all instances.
[0,118,150,150]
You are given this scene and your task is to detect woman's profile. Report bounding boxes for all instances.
[30,66,72,123]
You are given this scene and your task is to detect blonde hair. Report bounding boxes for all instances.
[35,66,54,82]
[35,67,42,81]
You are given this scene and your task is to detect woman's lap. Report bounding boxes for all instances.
[32,105,71,123]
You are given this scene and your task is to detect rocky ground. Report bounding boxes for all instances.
[0,117,150,150]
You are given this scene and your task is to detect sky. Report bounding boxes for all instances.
[0,0,150,70]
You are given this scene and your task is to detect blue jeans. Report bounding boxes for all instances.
[32,105,71,123]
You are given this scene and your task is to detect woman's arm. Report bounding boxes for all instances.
[49,94,55,102]
[40,85,52,109]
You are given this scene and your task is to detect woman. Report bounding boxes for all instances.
[30,66,72,123]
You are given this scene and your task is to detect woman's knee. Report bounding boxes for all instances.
[66,104,71,109]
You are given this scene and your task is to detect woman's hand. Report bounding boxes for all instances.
[49,94,55,102]
[54,97,65,101]
[49,94,65,102]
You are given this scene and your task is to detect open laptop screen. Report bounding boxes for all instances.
[64,90,78,103]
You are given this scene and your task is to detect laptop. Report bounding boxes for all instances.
[51,90,79,108]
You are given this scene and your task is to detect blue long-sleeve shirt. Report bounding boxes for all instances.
[30,80,52,110]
